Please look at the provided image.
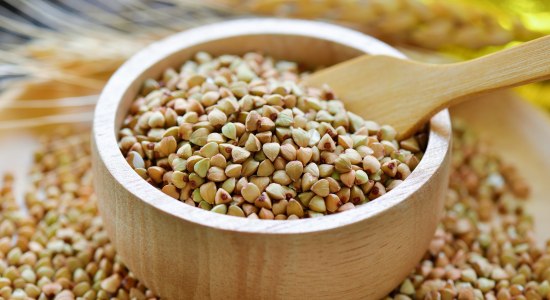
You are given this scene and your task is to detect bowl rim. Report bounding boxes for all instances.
[93,18,451,235]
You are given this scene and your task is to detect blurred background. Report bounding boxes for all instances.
[0,0,549,133]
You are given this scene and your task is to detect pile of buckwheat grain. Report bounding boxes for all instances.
[0,121,549,299]
[0,133,156,300]
[387,120,549,300]
[118,52,427,219]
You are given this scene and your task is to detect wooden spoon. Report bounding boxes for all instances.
[305,35,550,139]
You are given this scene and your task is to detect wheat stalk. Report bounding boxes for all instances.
[207,0,542,50]
[0,1,238,132]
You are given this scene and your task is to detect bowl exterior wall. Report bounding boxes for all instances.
[93,142,449,299]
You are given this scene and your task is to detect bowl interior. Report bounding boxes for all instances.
[96,19,451,234]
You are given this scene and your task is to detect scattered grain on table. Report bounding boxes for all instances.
[0,120,549,299]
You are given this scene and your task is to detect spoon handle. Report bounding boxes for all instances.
[440,35,550,106]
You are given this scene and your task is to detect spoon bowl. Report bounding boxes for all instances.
[306,35,550,139]
[92,19,452,299]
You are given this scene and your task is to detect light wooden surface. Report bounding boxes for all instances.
[0,132,37,208]
[306,35,550,139]
[451,91,550,245]
[92,19,452,299]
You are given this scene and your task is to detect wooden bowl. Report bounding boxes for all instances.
[92,19,452,299]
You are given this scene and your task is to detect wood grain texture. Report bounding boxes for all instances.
[92,19,452,299]
[306,35,550,139]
